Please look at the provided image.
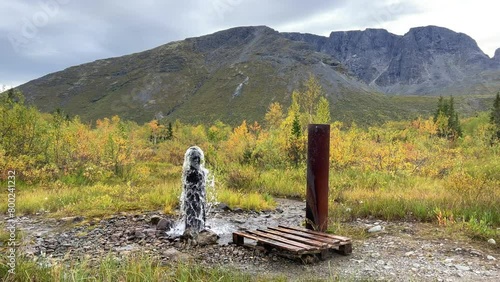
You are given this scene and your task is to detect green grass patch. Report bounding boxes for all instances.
[225,165,306,199]
[0,253,286,282]
[259,168,306,198]
[329,168,499,242]
[0,222,24,247]
[0,182,182,218]
[216,187,276,211]
[0,180,277,218]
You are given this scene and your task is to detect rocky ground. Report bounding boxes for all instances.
[5,199,500,281]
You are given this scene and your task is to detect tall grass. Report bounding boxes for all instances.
[0,182,182,218]
[0,254,286,282]
[0,180,277,218]
[328,168,500,242]
[225,165,305,198]
[216,187,276,211]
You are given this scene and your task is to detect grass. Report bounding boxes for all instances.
[0,223,9,245]
[2,89,499,259]
[2,162,497,244]
[0,182,181,218]
[328,168,500,243]
[0,254,287,282]
[216,187,276,211]
[208,159,499,242]
[225,165,305,198]
[330,173,446,221]
[259,168,305,198]
[0,179,277,218]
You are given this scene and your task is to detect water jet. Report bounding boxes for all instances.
[180,146,208,235]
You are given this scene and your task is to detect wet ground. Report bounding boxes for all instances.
[3,198,500,281]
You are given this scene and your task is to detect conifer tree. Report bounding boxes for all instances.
[447,96,462,139]
[288,114,304,166]
[433,96,461,139]
[167,122,173,140]
[291,114,301,138]
[490,92,500,143]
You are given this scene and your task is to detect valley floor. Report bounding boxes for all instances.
[2,199,499,281]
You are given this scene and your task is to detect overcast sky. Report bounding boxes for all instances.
[1,0,499,88]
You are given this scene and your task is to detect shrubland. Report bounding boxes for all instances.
[0,84,499,243]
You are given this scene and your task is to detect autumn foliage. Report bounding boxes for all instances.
[1,82,499,239]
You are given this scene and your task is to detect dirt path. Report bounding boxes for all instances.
[5,199,500,281]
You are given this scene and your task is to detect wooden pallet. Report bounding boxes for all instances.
[232,225,352,261]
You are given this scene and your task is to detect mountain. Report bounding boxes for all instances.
[494,48,500,61]
[16,25,500,125]
[283,26,500,95]
[18,26,377,124]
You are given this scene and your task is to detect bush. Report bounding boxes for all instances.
[226,165,261,190]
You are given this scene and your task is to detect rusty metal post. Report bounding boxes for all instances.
[306,124,330,232]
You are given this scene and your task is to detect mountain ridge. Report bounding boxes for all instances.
[282,25,499,95]
[15,25,500,125]
[18,25,374,124]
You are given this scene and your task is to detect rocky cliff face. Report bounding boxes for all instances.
[494,48,500,61]
[283,26,500,94]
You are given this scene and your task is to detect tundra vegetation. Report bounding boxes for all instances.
[0,81,499,280]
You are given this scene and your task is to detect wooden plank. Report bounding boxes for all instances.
[233,233,244,245]
[278,225,351,242]
[268,226,338,246]
[247,230,317,251]
[337,244,353,255]
[269,227,340,247]
[232,231,302,253]
[258,229,327,249]
[259,229,327,248]
[279,225,351,241]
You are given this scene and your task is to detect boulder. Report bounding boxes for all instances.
[367,225,383,233]
[150,215,162,225]
[156,218,173,231]
[197,229,219,246]
[163,247,191,262]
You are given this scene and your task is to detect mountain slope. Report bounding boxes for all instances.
[18,26,373,124]
[16,25,500,125]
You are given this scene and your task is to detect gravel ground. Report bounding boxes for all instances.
[4,198,499,281]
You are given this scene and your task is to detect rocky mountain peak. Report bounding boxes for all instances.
[188,26,278,52]
[284,25,496,94]
[494,48,500,61]
[404,25,484,55]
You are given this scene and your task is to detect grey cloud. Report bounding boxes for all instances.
[304,0,424,35]
[359,1,424,30]
[0,0,496,87]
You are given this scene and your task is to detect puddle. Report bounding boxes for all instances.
[208,198,306,245]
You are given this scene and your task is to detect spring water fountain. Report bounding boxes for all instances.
[167,146,219,244]
[180,146,208,234]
